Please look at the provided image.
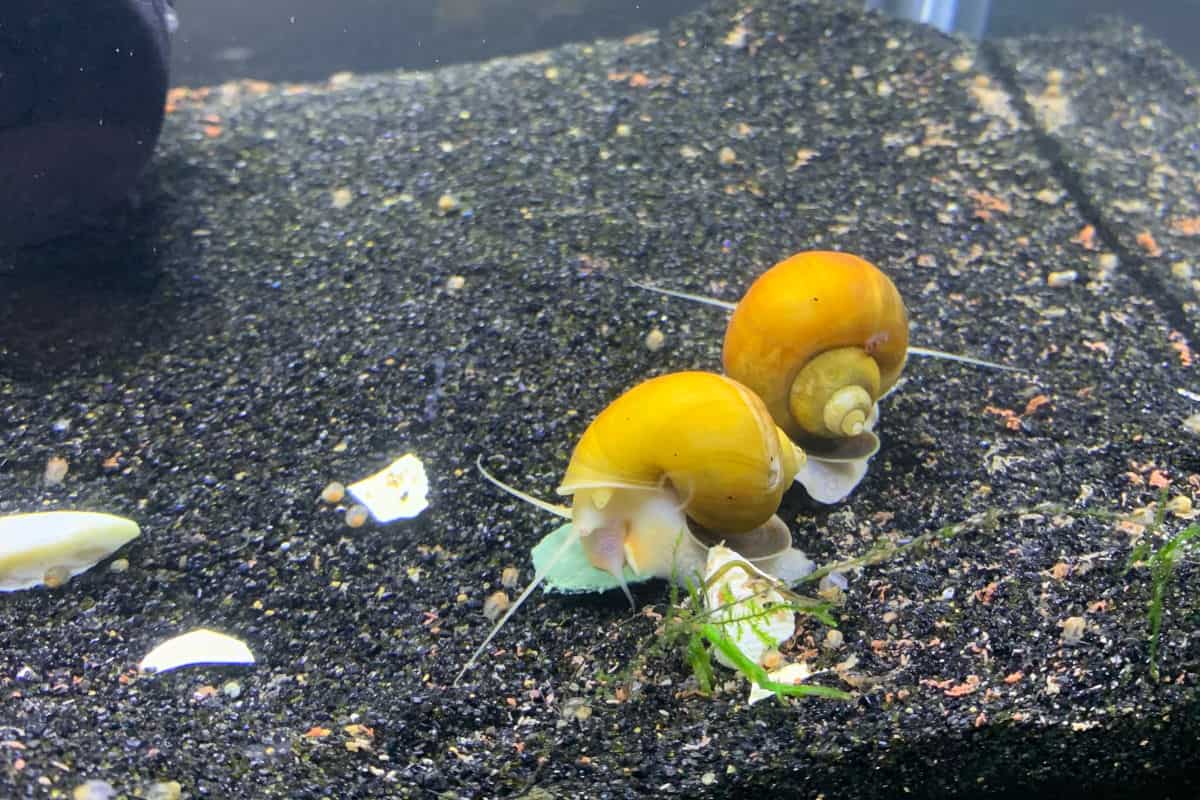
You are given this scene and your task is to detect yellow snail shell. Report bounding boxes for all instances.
[722,250,909,457]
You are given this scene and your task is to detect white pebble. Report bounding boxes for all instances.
[819,571,848,592]
[1046,270,1078,287]
[43,456,69,486]
[143,782,182,800]
[73,781,116,800]
[1060,615,1086,645]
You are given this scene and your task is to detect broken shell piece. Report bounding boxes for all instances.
[704,545,797,670]
[139,629,255,674]
[347,453,430,522]
[748,662,816,705]
[0,511,140,592]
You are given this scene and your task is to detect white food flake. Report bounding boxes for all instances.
[347,453,430,523]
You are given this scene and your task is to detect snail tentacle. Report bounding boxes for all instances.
[906,345,1018,372]
[477,457,571,519]
[453,519,583,686]
[628,280,737,311]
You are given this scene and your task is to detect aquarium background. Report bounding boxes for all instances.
[171,0,1200,86]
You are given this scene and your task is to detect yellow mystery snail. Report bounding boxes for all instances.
[455,370,815,684]
[634,250,1014,503]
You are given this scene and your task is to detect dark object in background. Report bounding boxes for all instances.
[0,0,174,250]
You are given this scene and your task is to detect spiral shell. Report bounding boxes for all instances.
[722,251,909,449]
[557,370,804,581]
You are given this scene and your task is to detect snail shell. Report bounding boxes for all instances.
[722,251,909,462]
[557,370,805,589]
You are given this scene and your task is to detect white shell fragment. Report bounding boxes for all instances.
[0,511,140,592]
[347,453,430,522]
[704,545,797,671]
[139,629,255,674]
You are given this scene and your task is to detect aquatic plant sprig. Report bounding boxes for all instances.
[608,557,849,702]
[683,560,850,701]
[697,624,850,701]
[1141,523,1200,681]
[1119,490,1200,681]
[669,503,1072,699]
[992,491,1199,681]
[793,501,1087,591]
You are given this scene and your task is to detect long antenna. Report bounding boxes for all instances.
[453,525,580,686]
[632,281,1020,372]
[628,280,737,311]
[455,459,577,686]
[906,345,1018,372]
[476,458,570,518]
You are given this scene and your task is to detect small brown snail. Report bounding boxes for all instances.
[455,370,814,684]
[634,250,1013,502]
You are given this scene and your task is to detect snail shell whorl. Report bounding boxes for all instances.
[557,371,802,535]
[722,251,909,441]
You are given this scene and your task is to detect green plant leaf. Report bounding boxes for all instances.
[1147,523,1200,680]
[530,523,648,594]
[698,624,851,701]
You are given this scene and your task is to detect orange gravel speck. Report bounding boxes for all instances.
[968,189,1011,220]
[972,581,999,604]
[1170,216,1200,236]
[1023,394,1052,416]
[939,675,982,697]
[1071,224,1097,249]
[984,405,1021,430]
[1168,330,1193,366]
[1136,230,1162,256]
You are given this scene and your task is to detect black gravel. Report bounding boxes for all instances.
[989,17,1200,324]
[2,1,1198,798]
